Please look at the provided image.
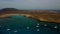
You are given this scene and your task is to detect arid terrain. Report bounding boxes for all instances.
[0,8,60,23]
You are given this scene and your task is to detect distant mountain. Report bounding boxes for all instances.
[0,8,60,12]
[0,8,30,12]
[0,8,19,11]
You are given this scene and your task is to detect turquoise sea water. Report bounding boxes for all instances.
[0,15,60,34]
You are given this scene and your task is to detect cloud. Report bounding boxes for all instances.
[0,0,60,10]
[0,0,13,1]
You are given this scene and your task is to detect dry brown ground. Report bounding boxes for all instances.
[0,10,60,23]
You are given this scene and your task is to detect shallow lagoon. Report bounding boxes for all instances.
[0,15,60,34]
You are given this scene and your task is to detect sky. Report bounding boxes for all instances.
[0,0,60,10]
